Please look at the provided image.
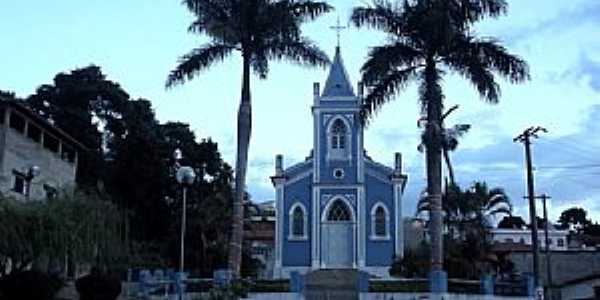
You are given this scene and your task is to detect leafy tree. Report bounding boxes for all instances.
[166,0,332,276]
[104,99,171,242]
[351,0,529,275]
[557,207,591,230]
[26,66,130,188]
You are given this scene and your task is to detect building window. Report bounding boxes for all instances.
[288,203,307,240]
[557,239,564,247]
[328,118,350,160]
[13,174,26,195]
[333,168,344,179]
[43,133,59,153]
[0,107,5,124]
[27,125,42,143]
[331,119,346,149]
[327,200,351,221]
[548,238,553,245]
[370,202,390,240]
[519,238,525,244]
[9,112,25,133]
[61,144,76,163]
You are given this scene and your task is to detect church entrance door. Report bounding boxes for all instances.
[321,199,354,268]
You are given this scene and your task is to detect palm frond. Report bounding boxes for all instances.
[251,51,270,79]
[265,37,330,68]
[185,0,233,32]
[469,38,529,83]
[361,67,419,122]
[449,0,508,24]
[444,35,529,102]
[288,1,333,21]
[444,48,501,103]
[361,43,423,85]
[351,1,407,36]
[166,43,235,88]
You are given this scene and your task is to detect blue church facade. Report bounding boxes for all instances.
[271,47,408,278]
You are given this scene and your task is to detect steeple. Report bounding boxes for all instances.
[321,47,355,98]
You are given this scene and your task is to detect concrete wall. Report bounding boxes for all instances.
[244,293,532,300]
[510,251,600,285]
[0,110,77,200]
[560,278,600,300]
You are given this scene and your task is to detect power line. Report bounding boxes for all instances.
[536,164,600,170]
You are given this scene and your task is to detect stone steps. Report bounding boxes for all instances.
[305,269,360,300]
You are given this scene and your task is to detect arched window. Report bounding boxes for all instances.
[370,203,390,240]
[375,207,386,236]
[328,118,350,160]
[331,119,347,149]
[327,200,351,221]
[292,207,304,236]
[288,203,307,240]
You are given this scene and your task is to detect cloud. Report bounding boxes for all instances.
[501,0,600,45]
[571,54,600,92]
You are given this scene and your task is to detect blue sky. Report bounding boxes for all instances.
[1,0,599,223]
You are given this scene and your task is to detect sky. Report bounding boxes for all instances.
[1,0,599,223]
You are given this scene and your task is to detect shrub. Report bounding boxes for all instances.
[75,268,121,300]
[0,270,63,300]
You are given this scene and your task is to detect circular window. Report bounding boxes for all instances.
[333,168,344,179]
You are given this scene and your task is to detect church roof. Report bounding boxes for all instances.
[321,47,355,98]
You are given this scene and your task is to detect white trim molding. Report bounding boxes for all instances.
[369,202,391,241]
[273,179,286,271]
[393,183,404,258]
[288,202,309,241]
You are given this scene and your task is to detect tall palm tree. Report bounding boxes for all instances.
[166,0,332,276]
[351,0,529,284]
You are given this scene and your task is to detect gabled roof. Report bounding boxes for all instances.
[321,47,355,98]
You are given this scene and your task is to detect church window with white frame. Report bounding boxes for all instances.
[289,203,307,240]
[328,118,350,160]
[370,203,390,240]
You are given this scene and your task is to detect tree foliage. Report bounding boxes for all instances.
[557,207,591,230]
[9,65,239,276]
[0,191,126,277]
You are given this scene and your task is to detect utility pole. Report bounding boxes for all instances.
[539,194,553,300]
[514,126,547,293]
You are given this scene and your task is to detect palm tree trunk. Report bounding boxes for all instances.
[443,148,455,186]
[228,54,252,277]
[424,59,444,274]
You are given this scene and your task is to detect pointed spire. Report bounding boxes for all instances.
[322,47,355,98]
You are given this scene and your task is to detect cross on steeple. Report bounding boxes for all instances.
[329,16,346,49]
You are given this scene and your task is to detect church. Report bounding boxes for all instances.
[270,46,408,278]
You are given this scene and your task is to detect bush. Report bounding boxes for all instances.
[75,268,121,300]
[0,270,63,300]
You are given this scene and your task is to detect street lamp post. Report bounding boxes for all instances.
[173,149,196,274]
[25,165,40,201]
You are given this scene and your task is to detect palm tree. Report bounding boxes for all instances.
[417,181,511,239]
[465,181,512,228]
[166,0,332,276]
[351,0,529,284]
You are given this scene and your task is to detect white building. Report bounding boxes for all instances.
[490,228,570,251]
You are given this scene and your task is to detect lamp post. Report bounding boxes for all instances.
[173,149,196,274]
[25,165,40,200]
